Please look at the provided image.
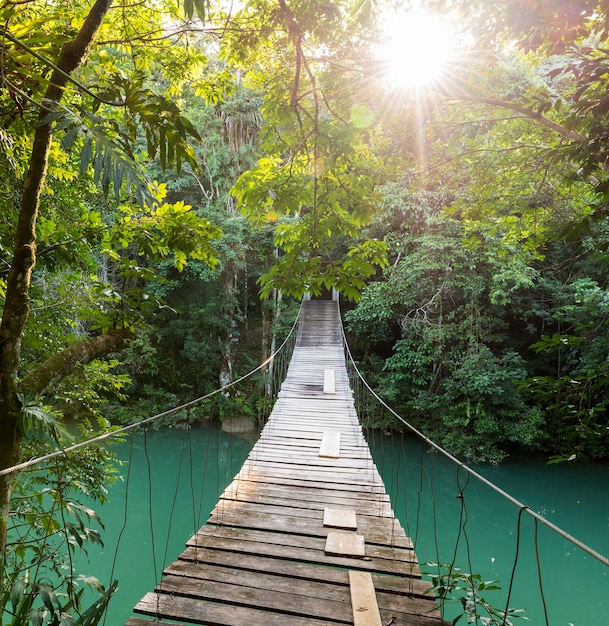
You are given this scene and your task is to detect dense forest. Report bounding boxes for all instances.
[2,0,609,621]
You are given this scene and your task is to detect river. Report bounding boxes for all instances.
[74,424,608,625]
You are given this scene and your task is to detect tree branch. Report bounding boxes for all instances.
[450,90,586,143]
[18,329,132,397]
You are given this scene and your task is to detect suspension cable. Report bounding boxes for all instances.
[340,315,609,569]
[0,302,302,478]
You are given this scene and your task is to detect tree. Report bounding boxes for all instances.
[0,0,218,600]
[225,0,389,299]
[345,179,544,462]
[328,0,609,459]
[424,0,609,457]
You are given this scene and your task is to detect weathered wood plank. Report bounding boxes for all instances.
[155,574,353,622]
[252,446,372,461]
[221,481,392,504]
[324,507,357,529]
[325,530,366,557]
[185,533,420,576]
[220,485,394,517]
[165,552,435,599]
[135,589,443,626]
[125,617,187,626]
[319,430,341,458]
[323,368,336,394]
[232,473,387,493]
[209,501,407,546]
[349,571,382,626]
[134,592,338,625]
[244,453,375,470]
[236,469,378,487]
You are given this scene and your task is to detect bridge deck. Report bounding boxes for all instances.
[126,300,445,626]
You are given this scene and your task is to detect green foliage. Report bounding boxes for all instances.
[346,181,545,462]
[102,184,221,269]
[3,422,121,624]
[232,147,389,299]
[225,0,390,299]
[16,395,72,443]
[425,563,528,625]
[2,576,117,626]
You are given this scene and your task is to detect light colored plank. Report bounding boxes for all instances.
[323,368,336,394]
[349,571,383,626]
[319,431,341,458]
[324,531,365,557]
[323,507,357,529]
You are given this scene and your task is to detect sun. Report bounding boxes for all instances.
[377,9,455,89]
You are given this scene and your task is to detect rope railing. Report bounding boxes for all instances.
[0,301,302,479]
[339,317,609,570]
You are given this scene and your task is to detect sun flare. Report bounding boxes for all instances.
[377,9,455,89]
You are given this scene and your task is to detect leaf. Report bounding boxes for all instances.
[194,0,207,23]
[81,133,93,173]
[78,579,118,626]
[31,607,45,626]
[75,575,104,593]
[10,578,26,611]
[39,586,57,614]
[184,0,194,19]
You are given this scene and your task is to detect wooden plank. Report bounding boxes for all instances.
[259,427,355,438]
[319,430,341,458]
[248,453,374,467]
[239,464,378,483]
[134,592,335,626]
[222,480,391,504]
[325,531,366,557]
[125,617,179,626]
[252,444,369,459]
[222,492,394,518]
[220,484,394,517]
[186,535,420,576]
[207,506,407,547]
[324,507,357,529]
[156,574,353,622]
[166,552,435,599]
[323,368,336,394]
[349,571,382,626]
[244,454,374,470]
[160,564,441,620]
[233,473,387,494]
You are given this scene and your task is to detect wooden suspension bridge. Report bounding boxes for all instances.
[125,300,446,626]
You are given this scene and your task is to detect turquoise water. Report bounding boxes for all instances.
[75,426,608,625]
[367,431,609,626]
[74,425,255,625]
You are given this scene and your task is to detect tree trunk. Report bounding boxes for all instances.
[0,0,113,587]
[266,288,282,397]
[219,261,238,390]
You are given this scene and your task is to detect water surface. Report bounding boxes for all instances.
[368,431,609,625]
[78,426,608,625]
[76,424,254,625]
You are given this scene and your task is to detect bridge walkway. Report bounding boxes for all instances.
[125,299,445,625]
